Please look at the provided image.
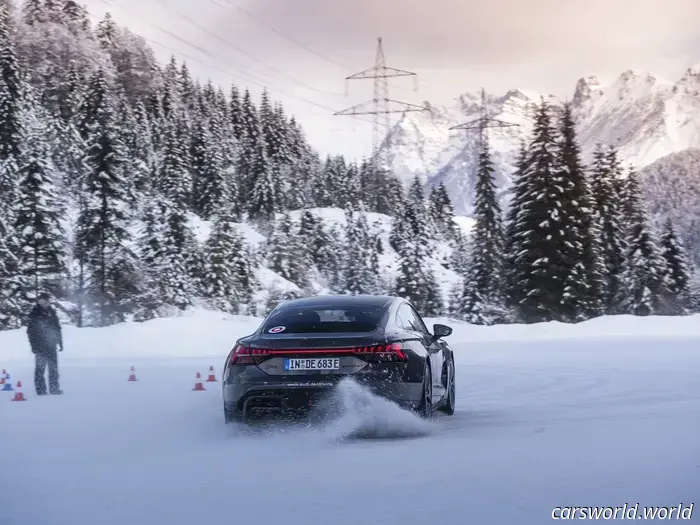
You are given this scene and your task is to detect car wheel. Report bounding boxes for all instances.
[439,356,455,415]
[417,361,433,420]
[224,406,244,424]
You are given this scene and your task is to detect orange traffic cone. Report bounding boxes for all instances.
[128,367,137,382]
[206,366,217,382]
[192,372,206,391]
[11,381,26,401]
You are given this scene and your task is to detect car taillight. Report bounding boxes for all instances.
[353,342,407,362]
[228,342,407,365]
[228,345,272,365]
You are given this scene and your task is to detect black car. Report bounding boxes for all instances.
[222,294,456,423]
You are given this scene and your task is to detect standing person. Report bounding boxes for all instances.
[27,292,63,395]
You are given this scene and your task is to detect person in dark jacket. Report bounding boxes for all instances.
[27,292,63,395]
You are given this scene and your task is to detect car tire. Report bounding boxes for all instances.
[417,361,433,420]
[224,406,245,424]
[439,356,456,415]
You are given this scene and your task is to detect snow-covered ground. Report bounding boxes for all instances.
[1,312,699,524]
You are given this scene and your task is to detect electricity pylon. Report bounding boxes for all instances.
[449,88,519,148]
[335,37,427,173]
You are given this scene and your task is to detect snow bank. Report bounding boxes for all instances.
[2,308,698,365]
[437,313,700,344]
[0,309,262,364]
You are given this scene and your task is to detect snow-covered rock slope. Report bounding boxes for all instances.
[639,148,700,264]
[384,65,700,215]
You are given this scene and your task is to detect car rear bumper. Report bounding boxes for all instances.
[223,376,423,416]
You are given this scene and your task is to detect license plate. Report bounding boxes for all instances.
[284,358,340,371]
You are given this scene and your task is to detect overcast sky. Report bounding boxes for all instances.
[87,0,699,160]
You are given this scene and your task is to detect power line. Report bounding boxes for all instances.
[98,0,376,122]
[154,25,290,89]
[213,0,350,71]
[148,0,344,97]
[133,31,377,128]
[206,0,418,95]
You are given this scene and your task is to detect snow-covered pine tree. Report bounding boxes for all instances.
[357,157,374,206]
[201,210,243,314]
[393,243,443,317]
[0,3,22,214]
[147,112,197,312]
[191,117,229,219]
[94,12,118,50]
[589,144,626,313]
[428,182,457,240]
[62,1,90,33]
[182,226,204,298]
[0,0,16,21]
[392,176,443,316]
[376,169,405,215]
[281,116,314,210]
[39,0,62,23]
[56,63,83,123]
[504,139,528,301]
[229,84,243,140]
[556,103,603,321]
[298,210,323,265]
[266,211,309,287]
[14,118,66,302]
[298,210,336,279]
[236,88,259,199]
[158,118,192,210]
[343,162,362,207]
[247,123,277,221]
[618,210,667,316]
[132,202,165,321]
[508,99,569,323]
[298,209,319,241]
[687,270,700,313]
[229,231,257,314]
[158,200,196,311]
[0,210,24,328]
[659,219,691,315]
[258,90,275,157]
[21,0,43,26]
[619,165,644,233]
[189,115,206,207]
[341,201,379,295]
[112,90,140,207]
[458,133,505,324]
[321,155,346,207]
[178,62,195,111]
[77,68,139,326]
[318,223,344,291]
[449,231,471,278]
[447,281,464,319]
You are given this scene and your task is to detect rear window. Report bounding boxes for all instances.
[262,304,385,334]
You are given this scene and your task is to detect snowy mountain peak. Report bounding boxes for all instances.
[675,64,700,91]
[612,69,670,94]
[684,63,700,77]
[384,62,700,215]
[573,76,603,105]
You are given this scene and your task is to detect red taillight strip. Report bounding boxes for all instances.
[251,347,356,354]
[229,342,406,364]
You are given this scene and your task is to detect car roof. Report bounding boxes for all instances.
[275,294,398,310]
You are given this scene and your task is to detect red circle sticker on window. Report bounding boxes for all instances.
[268,326,286,333]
